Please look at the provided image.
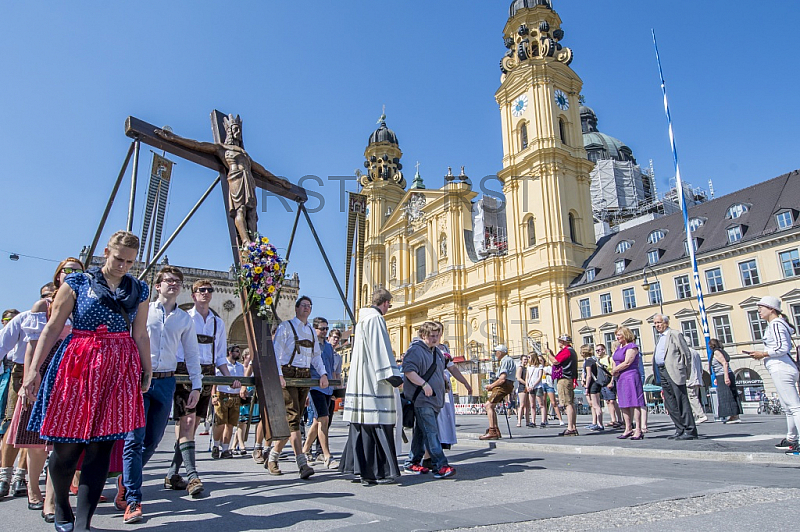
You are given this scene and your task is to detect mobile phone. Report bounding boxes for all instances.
[742,350,753,354]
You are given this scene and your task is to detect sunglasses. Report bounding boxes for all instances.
[62,267,83,274]
[195,287,214,293]
[41,293,55,299]
[318,327,329,331]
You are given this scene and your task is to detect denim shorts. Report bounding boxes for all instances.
[542,384,556,394]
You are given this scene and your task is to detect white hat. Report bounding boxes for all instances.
[757,296,782,312]
[494,344,508,353]
[557,334,572,344]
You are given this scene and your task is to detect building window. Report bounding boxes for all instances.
[674,275,692,299]
[777,211,794,230]
[726,203,749,219]
[585,268,596,282]
[559,117,568,145]
[529,306,539,321]
[647,230,666,244]
[629,328,640,343]
[527,218,536,247]
[779,249,800,278]
[647,249,660,265]
[689,217,705,231]
[600,293,613,314]
[520,123,528,150]
[582,335,595,347]
[747,310,768,342]
[706,268,724,293]
[579,298,591,318]
[648,281,662,306]
[615,240,632,253]
[684,238,699,255]
[739,259,760,286]
[622,287,637,309]
[712,315,734,344]
[792,304,800,331]
[615,260,626,274]
[727,225,743,244]
[569,213,578,244]
[415,246,426,283]
[604,332,615,353]
[681,320,700,347]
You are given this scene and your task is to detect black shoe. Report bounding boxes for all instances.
[211,446,221,459]
[421,458,433,470]
[0,480,9,498]
[667,431,683,440]
[784,441,800,455]
[42,511,55,523]
[220,450,233,459]
[11,478,27,497]
[54,520,75,532]
[676,433,697,440]
[775,438,796,450]
[28,500,44,510]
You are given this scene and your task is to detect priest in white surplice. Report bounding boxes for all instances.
[339,288,403,485]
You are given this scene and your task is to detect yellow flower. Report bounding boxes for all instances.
[264,297,273,305]
[267,250,274,256]
[267,285,276,293]
[254,266,263,274]
[261,237,269,244]
[273,264,280,271]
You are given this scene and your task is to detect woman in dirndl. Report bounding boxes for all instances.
[23,231,151,532]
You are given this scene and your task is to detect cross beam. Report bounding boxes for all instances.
[125,116,308,203]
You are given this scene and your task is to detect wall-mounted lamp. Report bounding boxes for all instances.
[9,253,19,261]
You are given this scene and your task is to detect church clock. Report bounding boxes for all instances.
[512,94,528,117]
[554,89,569,111]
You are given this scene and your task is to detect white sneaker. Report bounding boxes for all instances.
[559,421,566,427]
[696,416,709,424]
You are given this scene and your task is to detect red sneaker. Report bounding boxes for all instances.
[433,466,456,479]
[123,501,143,524]
[403,463,430,475]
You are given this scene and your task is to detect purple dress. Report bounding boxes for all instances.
[613,343,645,408]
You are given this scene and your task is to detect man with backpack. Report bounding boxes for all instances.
[402,321,455,479]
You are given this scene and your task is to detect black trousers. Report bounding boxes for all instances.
[659,365,697,436]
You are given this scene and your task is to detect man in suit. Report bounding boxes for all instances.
[653,314,698,440]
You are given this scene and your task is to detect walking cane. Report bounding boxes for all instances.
[502,399,513,439]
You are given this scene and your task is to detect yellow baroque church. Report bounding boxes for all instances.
[353,0,594,384]
[347,0,800,404]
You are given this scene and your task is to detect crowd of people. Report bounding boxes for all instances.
[1,231,799,531]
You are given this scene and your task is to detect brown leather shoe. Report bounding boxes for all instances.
[187,478,204,497]
[479,428,500,440]
[298,464,315,480]
[164,475,188,490]
[252,448,266,464]
[267,461,282,476]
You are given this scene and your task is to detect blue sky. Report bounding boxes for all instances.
[1,1,798,320]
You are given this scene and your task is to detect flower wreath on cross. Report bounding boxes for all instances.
[236,235,287,318]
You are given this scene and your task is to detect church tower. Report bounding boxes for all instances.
[496,0,595,341]
[355,113,407,312]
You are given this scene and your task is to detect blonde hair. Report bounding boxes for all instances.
[615,326,636,343]
[192,278,213,292]
[529,353,541,366]
[108,230,139,250]
[418,321,442,338]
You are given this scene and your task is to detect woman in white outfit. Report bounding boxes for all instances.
[526,353,546,428]
[745,296,798,453]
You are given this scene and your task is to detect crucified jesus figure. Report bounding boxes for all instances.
[156,114,292,244]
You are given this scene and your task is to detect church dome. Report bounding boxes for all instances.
[368,115,398,146]
[509,0,551,17]
[581,104,636,163]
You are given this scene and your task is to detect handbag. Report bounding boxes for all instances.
[401,350,440,429]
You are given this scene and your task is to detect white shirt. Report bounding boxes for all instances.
[527,364,544,389]
[147,301,203,390]
[273,316,325,377]
[0,311,29,364]
[655,331,668,366]
[187,307,227,367]
[216,360,245,394]
[763,317,796,372]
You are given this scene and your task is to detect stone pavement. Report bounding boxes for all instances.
[1,410,798,531]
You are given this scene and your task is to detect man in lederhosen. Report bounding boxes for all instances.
[266,296,328,479]
[164,279,240,492]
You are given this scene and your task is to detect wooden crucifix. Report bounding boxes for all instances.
[125,111,308,442]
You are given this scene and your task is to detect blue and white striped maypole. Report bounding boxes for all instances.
[652,30,715,385]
